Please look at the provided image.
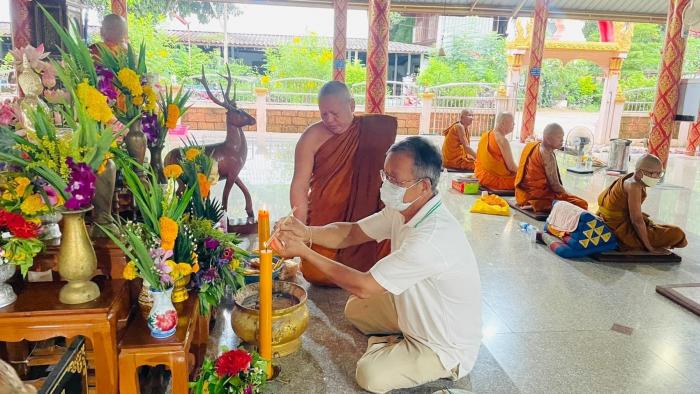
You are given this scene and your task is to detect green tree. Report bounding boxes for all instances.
[84,0,240,23]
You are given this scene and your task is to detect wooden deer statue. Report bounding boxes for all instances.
[165,66,256,227]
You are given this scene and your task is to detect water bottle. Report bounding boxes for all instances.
[519,222,538,243]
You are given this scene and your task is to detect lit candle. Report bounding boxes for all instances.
[258,208,270,251]
[259,248,273,378]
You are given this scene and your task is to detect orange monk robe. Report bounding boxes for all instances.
[514,141,588,212]
[474,130,516,190]
[302,115,396,286]
[442,122,475,171]
[89,42,124,62]
[597,174,687,251]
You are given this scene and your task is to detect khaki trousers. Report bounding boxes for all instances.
[345,293,457,394]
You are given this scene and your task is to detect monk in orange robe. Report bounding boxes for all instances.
[441,109,476,171]
[515,123,588,212]
[475,112,518,190]
[598,154,686,252]
[89,14,127,60]
[290,81,395,286]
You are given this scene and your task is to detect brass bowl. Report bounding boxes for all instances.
[232,281,309,357]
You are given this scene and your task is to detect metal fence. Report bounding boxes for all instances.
[623,87,655,113]
[266,78,326,105]
[351,81,421,108]
[425,83,498,136]
[182,74,257,104]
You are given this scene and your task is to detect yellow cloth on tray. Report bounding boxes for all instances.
[470,194,510,216]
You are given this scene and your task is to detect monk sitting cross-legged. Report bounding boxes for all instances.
[474,112,518,190]
[597,154,687,253]
[515,123,588,213]
[290,81,396,286]
[441,109,476,171]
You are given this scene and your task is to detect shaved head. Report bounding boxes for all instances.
[494,112,514,135]
[635,154,663,172]
[542,123,564,149]
[100,14,127,46]
[460,109,473,126]
[318,81,352,102]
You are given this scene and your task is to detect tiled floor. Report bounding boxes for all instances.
[174,131,700,394]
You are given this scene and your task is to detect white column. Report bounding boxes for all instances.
[596,57,623,144]
[255,87,268,133]
[609,93,625,140]
[419,92,434,134]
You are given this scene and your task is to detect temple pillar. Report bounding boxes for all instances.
[505,52,523,115]
[111,0,127,18]
[649,0,691,167]
[333,0,348,82]
[519,0,549,142]
[365,0,390,114]
[419,92,434,134]
[10,0,31,50]
[596,57,624,144]
[686,118,700,156]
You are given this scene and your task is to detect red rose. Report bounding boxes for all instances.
[214,349,252,377]
[155,310,177,331]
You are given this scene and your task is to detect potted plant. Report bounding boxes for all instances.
[190,348,267,394]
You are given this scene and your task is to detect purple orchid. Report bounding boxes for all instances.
[95,65,118,103]
[204,237,220,250]
[64,157,96,210]
[202,268,219,283]
[141,112,159,146]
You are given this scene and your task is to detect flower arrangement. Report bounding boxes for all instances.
[190,348,267,394]
[143,86,192,150]
[179,140,224,224]
[0,208,44,276]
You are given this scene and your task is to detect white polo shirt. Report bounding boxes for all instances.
[359,194,482,378]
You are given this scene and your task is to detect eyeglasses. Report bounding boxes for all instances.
[380,170,420,187]
[641,169,664,178]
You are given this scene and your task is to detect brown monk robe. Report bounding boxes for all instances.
[597,154,687,252]
[474,113,518,190]
[442,110,476,171]
[89,14,127,60]
[291,81,395,286]
[515,123,588,212]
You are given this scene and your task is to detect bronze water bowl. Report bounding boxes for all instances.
[232,281,309,357]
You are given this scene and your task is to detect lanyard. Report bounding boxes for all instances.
[413,201,442,228]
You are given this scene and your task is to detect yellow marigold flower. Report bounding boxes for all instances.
[159,216,178,251]
[197,173,211,199]
[123,261,138,280]
[177,262,192,277]
[143,85,157,111]
[15,177,31,196]
[260,75,270,85]
[77,81,114,123]
[117,68,143,98]
[2,191,15,201]
[165,104,180,129]
[184,148,200,161]
[132,95,144,106]
[229,259,240,270]
[20,193,48,216]
[163,164,183,179]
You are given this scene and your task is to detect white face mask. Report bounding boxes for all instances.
[642,175,660,187]
[380,180,423,211]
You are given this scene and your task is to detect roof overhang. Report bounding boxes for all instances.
[199,0,669,24]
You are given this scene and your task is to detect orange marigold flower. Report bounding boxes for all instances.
[159,216,178,251]
[165,104,180,129]
[163,164,183,179]
[197,173,211,199]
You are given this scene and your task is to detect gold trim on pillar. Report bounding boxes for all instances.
[609,57,624,75]
[507,53,524,70]
[614,86,626,103]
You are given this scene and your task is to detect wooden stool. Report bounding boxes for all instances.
[118,295,205,394]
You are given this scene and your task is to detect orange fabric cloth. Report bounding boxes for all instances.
[597,174,687,251]
[442,122,474,171]
[89,42,124,62]
[514,141,588,213]
[474,130,515,190]
[301,115,396,286]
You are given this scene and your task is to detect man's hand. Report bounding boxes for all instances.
[273,215,309,242]
[271,231,310,259]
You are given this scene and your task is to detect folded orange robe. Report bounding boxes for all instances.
[474,130,516,190]
[302,115,395,286]
[442,122,474,171]
[597,174,687,251]
[514,141,588,213]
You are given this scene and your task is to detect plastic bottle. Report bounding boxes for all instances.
[519,222,538,243]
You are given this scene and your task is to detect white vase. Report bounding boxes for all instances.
[147,287,178,339]
[0,263,17,308]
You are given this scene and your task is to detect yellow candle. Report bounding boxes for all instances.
[258,208,270,250]
[259,248,273,378]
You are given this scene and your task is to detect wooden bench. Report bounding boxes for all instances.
[118,295,208,394]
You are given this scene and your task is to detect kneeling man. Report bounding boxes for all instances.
[597,154,687,252]
[515,123,588,212]
[275,136,482,393]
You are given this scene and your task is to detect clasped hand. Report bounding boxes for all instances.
[269,216,310,258]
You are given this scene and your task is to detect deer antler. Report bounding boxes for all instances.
[196,65,228,108]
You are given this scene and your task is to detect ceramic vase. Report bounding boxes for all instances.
[91,159,117,238]
[0,263,17,308]
[58,207,100,304]
[147,287,178,339]
[171,274,190,303]
[125,122,147,165]
[149,145,166,184]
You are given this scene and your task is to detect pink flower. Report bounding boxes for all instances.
[0,103,17,126]
[155,310,177,331]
